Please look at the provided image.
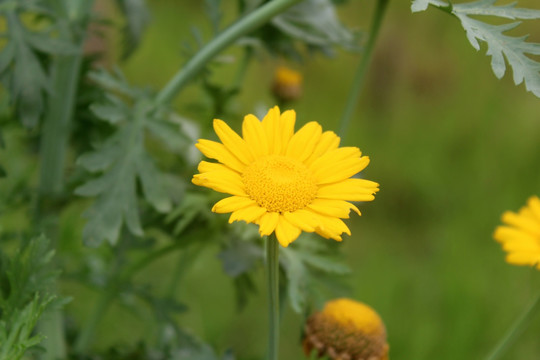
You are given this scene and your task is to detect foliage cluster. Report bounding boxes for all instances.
[0,0,539,359]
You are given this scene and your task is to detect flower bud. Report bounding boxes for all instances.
[272,66,303,102]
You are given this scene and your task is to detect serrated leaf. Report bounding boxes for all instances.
[136,153,172,213]
[413,0,540,98]
[411,0,448,13]
[0,4,79,127]
[90,102,126,124]
[0,236,60,360]
[271,0,356,49]
[76,78,182,246]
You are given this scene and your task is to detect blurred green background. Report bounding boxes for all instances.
[84,1,540,359]
[4,0,540,359]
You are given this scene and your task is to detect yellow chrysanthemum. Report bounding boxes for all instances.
[192,106,379,247]
[493,196,540,269]
[303,298,389,360]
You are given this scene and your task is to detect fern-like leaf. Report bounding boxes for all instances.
[75,70,192,246]
[411,0,540,98]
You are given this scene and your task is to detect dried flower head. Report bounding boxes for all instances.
[493,195,540,269]
[192,106,379,247]
[303,298,389,360]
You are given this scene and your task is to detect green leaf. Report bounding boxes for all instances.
[271,0,356,49]
[280,235,350,313]
[412,0,540,98]
[0,236,60,360]
[411,0,448,13]
[0,5,77,127]
[76,71,187,246]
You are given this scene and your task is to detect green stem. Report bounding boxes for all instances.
[39,0,94,197]
[37,2,95,359]
[155,0,302,105]
[338,0,390,139]
[266,234,280,360]
[486,291,540,360]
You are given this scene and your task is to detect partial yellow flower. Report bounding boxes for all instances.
[272,66,303,102]
[192,106,379,247]
[303,298,389,360]
[493,196,540,269]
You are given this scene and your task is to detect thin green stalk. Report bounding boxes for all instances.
[155,0,302,105]
[37,2,94,359]
[486,291,540,360]
[266,234,280,360]
[338,0,390,139]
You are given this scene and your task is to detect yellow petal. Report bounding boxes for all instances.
[309,147,361,172]
[527,196,540,221]
[315,215,351,241]
[213,119,254,164]
[262,106,282,155]
[502,211,540,236]
[229,204,267,224]
[314,156,371,185]
[283,209,319,232]
[197,161,239,174]
[285,121,322,162]
[212,196,256,213]
[192,171,247,196]
[307,199,361,218]
[506,252,540,266]
[278,109,296,155]
[258,212,279,236]
[195,139,245,173]
[317,179,379,201]
[494,226,537,244]
[304,131,341,166]
[275,215,301,247]
[242,114,269,157]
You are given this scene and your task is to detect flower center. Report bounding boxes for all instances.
[242,155,317,213]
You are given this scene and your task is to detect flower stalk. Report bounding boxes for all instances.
[338,0,390,139]
[266,234,280,360]
[486,290,540,360]
[155,0,303,105]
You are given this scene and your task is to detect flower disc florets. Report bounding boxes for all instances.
[303,298,389,360]
[243,155,317,213]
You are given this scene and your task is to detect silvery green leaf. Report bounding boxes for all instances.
[272,0,356,49]
[411,0,448,13]
[136,152,172,213]
[90,102,126,124]
[412,0,540,98]
[75,73,185,246]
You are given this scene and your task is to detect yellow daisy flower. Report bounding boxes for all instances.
[192,106,379,247]
[493,196,540,269]
[303,298,389,360]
